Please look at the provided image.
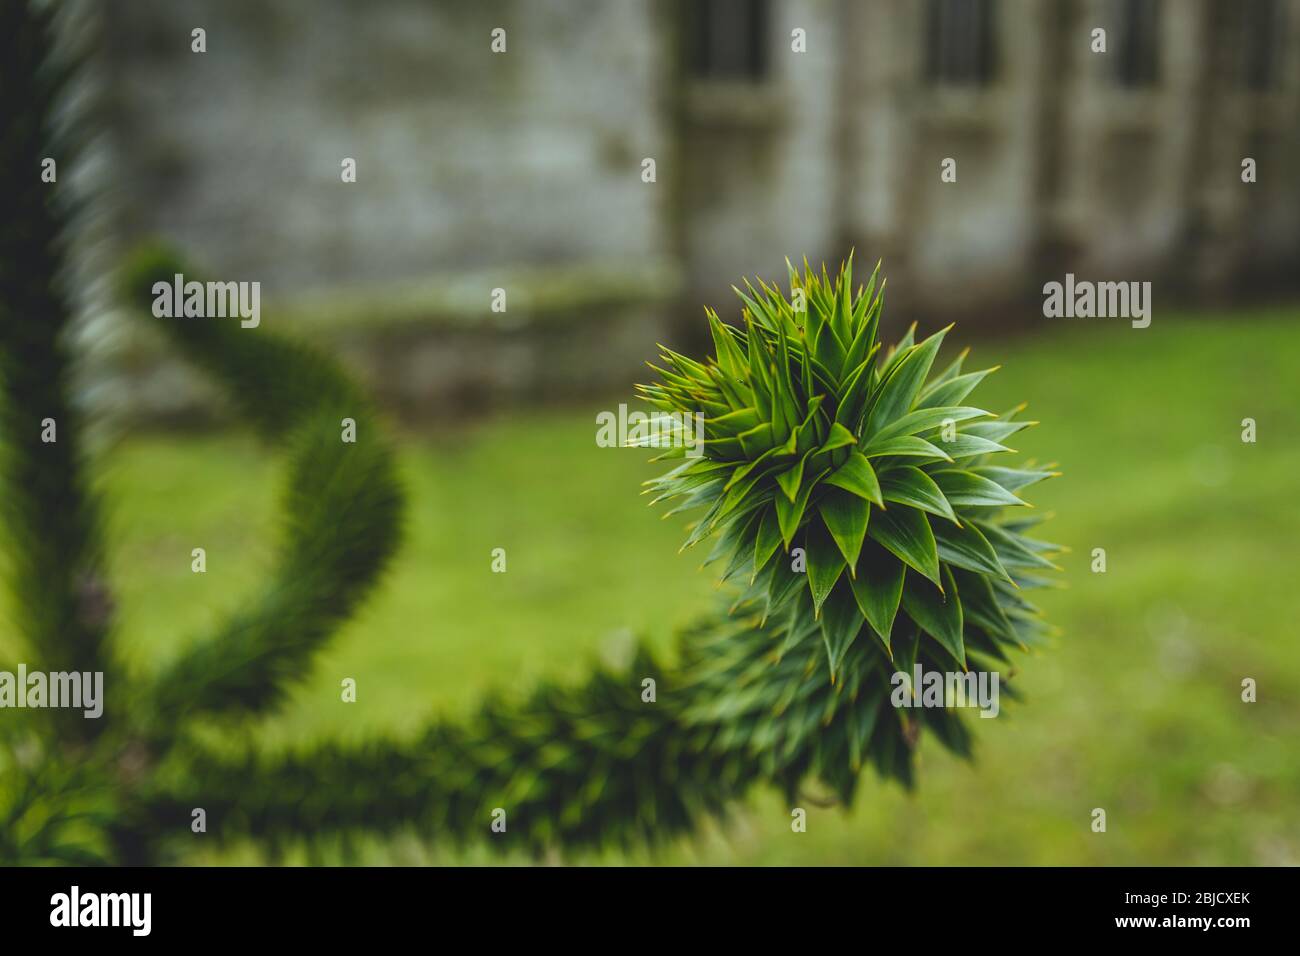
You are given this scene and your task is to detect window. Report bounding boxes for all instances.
[1242,0,1285,90]
[1115,0,1161,88]
[689,0,770,81]
[925,0,997,86]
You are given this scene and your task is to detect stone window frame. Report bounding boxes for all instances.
[687,0,772,83]
[923,0,999,88]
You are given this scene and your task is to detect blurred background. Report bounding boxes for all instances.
[89,0,1300,419]
[15,0,1300,863]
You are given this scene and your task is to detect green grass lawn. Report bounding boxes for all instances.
[7,309,1299,864]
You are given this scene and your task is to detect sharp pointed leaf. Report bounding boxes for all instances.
[817,488,870,570]
[823,450,883,505]
[862,434,953,461]
[879,466,958,523]
[901,565,964,667]
[820,581,864,677]
[805,520,846,616]
[866,325,950,432]
[931,469,1029,508]
[850,539,905,649]
[933,519,1014,583]
[868,506,940,586]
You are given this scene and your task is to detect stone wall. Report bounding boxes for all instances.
[102,0,673,292]
[95,0,680,420]
[88,0,1300,420]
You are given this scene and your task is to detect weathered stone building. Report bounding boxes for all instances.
[680,0,1300,316]
[92,0,1300,417]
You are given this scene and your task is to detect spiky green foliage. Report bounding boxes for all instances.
[635,257,1062,794]
[119,247,405,733]
[0,0,112,747]
[0,1,404,863]
[1,0,1058,864]
[136,646,759,858]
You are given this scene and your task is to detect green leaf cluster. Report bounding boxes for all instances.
[641,255,1061,725]
[1,0,1060,861]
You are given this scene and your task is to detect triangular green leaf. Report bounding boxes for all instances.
[775,467,825,548]
[901,564,964,667]
[805,520,846,616]
[820,580,864,678]
[868,506,940,586]
[933,519,1014,583]
[823,450,883,505]
[865,325,950,433]
[870,405,989,444]
[862,434,953,461]
[850,538,905,651]
[752,505,783,577]
[775,453,807,502]
[817,488,870,570]
[952,568,1017,645]
[918,367,995,409]
[819,421,857,452]
[969,465,1059,493]
[879,465,958,523]
[930,470,1028,507]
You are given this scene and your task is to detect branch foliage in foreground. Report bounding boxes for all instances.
[0,0,113,740]
[0,2,404,862]
[1,0,1057,864]
[146,260,1061,858]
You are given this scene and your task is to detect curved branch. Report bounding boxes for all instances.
[118,248,405,735]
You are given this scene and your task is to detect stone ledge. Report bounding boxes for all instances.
[276,258,683,335]
[87,259,684,425]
